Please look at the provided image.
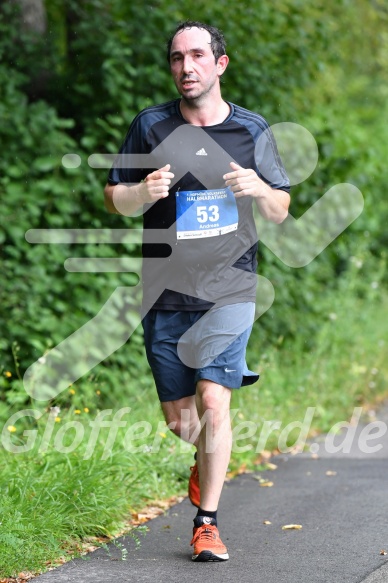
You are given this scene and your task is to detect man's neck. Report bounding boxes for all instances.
[179,97,230,127]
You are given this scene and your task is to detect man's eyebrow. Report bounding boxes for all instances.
[170,47,208,58]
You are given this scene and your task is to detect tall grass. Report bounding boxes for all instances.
[0,412,190,576]
[1,275,387,577]
[232,288,388,464]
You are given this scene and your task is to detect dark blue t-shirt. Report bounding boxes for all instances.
[108,99,290,311]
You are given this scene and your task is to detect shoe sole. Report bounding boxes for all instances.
[192,550,229,562]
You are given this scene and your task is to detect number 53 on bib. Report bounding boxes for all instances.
[176,188,238,240]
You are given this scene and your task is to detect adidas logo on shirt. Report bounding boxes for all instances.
[196,148,208,156]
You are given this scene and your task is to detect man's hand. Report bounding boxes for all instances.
[140,163,175,204]
[104,164,175,216]
[224,161,290,223]
[223,161,268,199]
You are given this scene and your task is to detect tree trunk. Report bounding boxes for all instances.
[12,0,47,35]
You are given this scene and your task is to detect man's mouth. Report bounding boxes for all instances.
[181,79,197,89]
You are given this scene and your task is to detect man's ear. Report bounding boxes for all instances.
[217,54,229,76]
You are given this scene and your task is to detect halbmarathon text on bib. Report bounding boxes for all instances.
[175,188,238,239]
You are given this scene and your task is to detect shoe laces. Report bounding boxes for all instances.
[191,524,217,545]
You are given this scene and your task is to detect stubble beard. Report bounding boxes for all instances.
[180,78,218,109]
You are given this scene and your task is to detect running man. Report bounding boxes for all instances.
[104,20,290,562]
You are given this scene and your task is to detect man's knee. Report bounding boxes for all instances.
[196,380,231,415]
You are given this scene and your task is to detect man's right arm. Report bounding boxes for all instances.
[103,182,144,215]
[103,164,175,216]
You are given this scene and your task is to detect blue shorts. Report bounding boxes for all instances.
[142,302,259,402]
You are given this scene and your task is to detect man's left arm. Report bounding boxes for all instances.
[224,161,290,224]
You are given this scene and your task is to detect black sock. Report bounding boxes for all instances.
[192,454,217,526]
[195,508,217,527]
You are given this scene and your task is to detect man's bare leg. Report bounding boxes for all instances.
[161,383,231,561]
[161,395,200,446]
[195,379,232,510]
[160,384,232,510]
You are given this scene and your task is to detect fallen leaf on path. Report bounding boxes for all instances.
[263,520,272,525]
[325,471,337,476]
[282,524,302,530]
[260,450,273,460]
[132,514,149,524]
[226,462,248,479]
[265,462,278,471]
[260,481,274,487]
[153,496,184,509]
[254,448,281,465]
[132,505,170,525]
[380,550,387,555]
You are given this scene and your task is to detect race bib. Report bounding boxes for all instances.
[175,188,238,239]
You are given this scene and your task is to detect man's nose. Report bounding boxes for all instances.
[182,55,194,73]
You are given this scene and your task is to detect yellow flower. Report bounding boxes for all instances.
[159,432,167,439]
[7,425,16,432]
[55,417,61,423]
[96,390,101,395]
[84,407,89,413]
[69,388,76,395]
[74,409,81,414]
[4,371,12,378]
[351,364,367,375]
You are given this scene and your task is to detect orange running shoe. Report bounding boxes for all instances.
[188,463,200,508]
[191,518,229,562]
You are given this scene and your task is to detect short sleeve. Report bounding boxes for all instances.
[107,115,148,185]
[254,122,290,194]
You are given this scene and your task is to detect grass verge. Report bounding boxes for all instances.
[231,289,388,468]
[0,287,387,577]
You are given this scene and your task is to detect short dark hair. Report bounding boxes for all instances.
[166,20,226,63]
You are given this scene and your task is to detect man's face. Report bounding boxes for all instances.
[169,27,225,102]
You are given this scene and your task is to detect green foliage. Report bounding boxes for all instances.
[1,1,388,574]
[0,282,387,577]
[0,390,188,577]
[1,0,386,380]
[242,269,388,449]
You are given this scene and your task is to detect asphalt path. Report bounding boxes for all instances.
[36,405,388,583]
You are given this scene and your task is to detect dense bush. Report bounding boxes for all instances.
[1,0,387,404]
[1,1,388,576]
